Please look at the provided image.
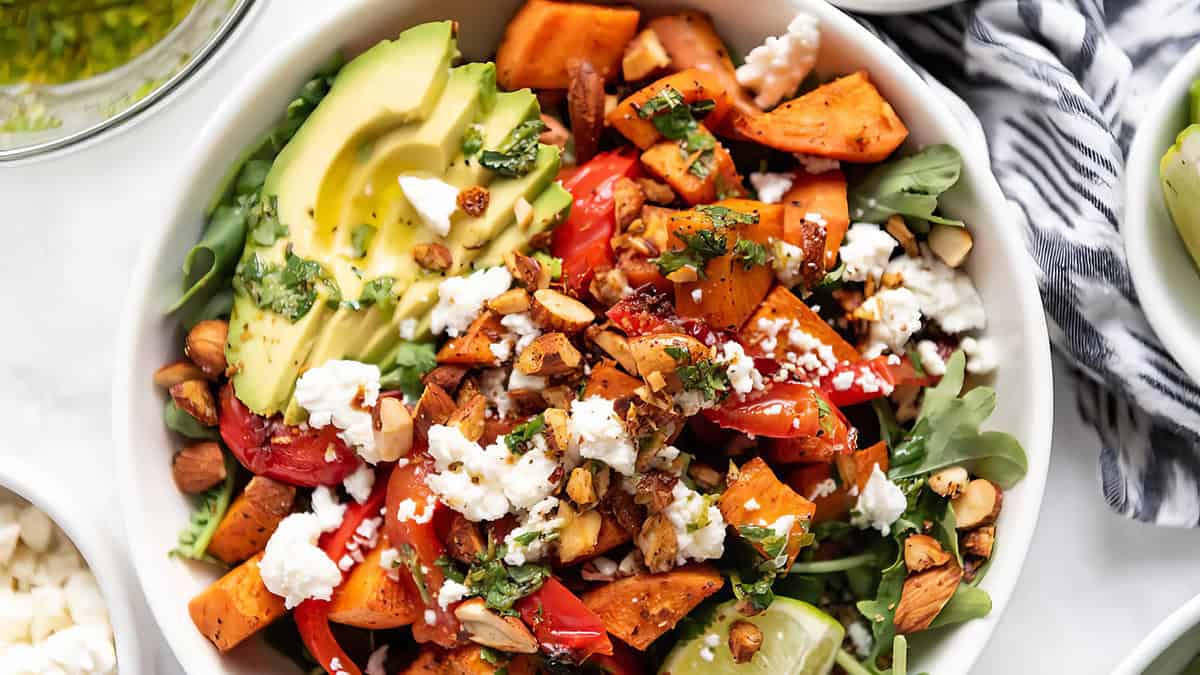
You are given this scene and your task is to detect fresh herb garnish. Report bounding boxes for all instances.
[730,567,778,614]
[345,276,397,310]
[738,524,789,560]
[396,544,430,604]
[462,125,484,157]
[696,204,759,228]
[463,544,550,614]
[379,342,437,400]
[505,414,546,455]
[636,86,716,151]
[733,238,769,269]
[665,346,730,402]
[652,228,728,279]
[480,119,546,177]
[816,396,835,437]
[233,248,341,322]
[351,223,376,259]
[688,148,716,178]
[848,144,964,229]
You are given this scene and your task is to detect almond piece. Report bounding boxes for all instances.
[413,384,456,439]
[515,333,582,376]
[457,185,490,218]
[539,113,571,150]
[455,599,539,653]
[929,225,974,268]
[728,620,764,664]
[589,267,632,307]
[446,513,485,564]
[613,177,646,230]
[153,360,206,389]
[637,178,676,205]
[885,214,919,258]
[635,512,678,574]
[665,266,699,284]
[635,472,677,514]
[627,333,708,379]
[185,320,228,379]
[622,28,671,81]
[413,242,452,271]
[962,525,996,559]
[487,288,532,315]
[531,289,595,333]
[687,461,723,492]
[508,389,547,417]
[567,59,605,164]
[903,534,951,573]
[373,396,414,461]
[566,467,597,507]
[541,385,576,410]
[447,394,486,443]
[951,479,1003,529]
[558,503,602,563]
[170,380,218,427]
[894,562,963,634]
[422,365,470,394]
[928,466,969,498]
[504,250,550,290]
[589,328,638,374]
[542,408,571,458]
[172,442,227,494]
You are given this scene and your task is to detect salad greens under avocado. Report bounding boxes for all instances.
[155,7,1028,675]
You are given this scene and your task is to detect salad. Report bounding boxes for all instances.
[1161,79,1200,268]
[156,2,1027,674]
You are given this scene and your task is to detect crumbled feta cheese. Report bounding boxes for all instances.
[424,609,437,625]
[310,486,347,532]
[617,550,640,577]
[749,171,795,204]
[794,153,841,174]
[501,312,542,355]
[399,318,418,341]
[437,579,470,610]
[295,359,381,461]
[343,463,375,504]
[425,425,560,521]
[503,435,562,510]
[398,174,459,236]
[509,367,546,392]
[961,336,998,374]
[503,497,565,566]
[431,266,513,337]
[480,368,514,419]
[589,557,619,580]
[664,482,725,564]
[831,369,856,391]
[916,340,947,377]
[259,513,343,609]
[861,288,923,354]
[770,239,806,287]
[691,288,704,303]
[743,498,761,511]
[366,645,390,675]
[735,13,821,109]
[395,496,437,525]
[569,396,637,476]
[721,341,765,395]
[807,478,838,501]
[847,620,874,658]
[378,547,401,581]
[786,326,839,376]
[840,223,896,282]
[851,464,907,535]
[885,247,986,333]
[489,340,512,363]
[647,445,682,474]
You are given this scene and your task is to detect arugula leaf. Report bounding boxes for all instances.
[505,414,546,455]
[164,399,218,440]
[887,351,1028,488]
[379,342,437,400]
[172,451,236,562]
[928,583,992,629]
[848,144,964,227]
[855,546,906,663]
[652,228,729,278]
[733,238,768,269]
[351,224,376,259]
[696,204,758,228]
[480,119,546,177]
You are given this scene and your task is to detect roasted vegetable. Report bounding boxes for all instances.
[608,69,732,149]
[782,169,851,270]
[719,457,815,569]
[582,564,724,650]
[207,476,296,565]
[497,0,640,89]
[328,545,422,629]
[188,552,287,652]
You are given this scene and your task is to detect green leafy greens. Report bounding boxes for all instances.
[480,119,546,177]
[171,451,236,562]
[163,399,218,440]
[848,144,964,229]
[379,342,437,400]
[696,204,758,228]
[733,238,768,269]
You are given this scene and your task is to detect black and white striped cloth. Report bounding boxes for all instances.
[859,1,1200,525]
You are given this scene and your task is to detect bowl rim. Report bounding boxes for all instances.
[0,457,148,673]
[827,0,959,15]
[111,1,1053,672]
[1124,41,1200,387]
[1113,592,1200,674]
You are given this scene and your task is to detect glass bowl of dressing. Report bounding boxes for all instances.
[0,0,257,162]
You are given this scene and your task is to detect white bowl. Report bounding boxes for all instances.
[1114,593,1200,675]
[112,1,1053,673]
[1124,43,1200,387]
[827,0,960,15]
[0,458,147,673]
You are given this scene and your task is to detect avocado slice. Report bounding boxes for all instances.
[1161,124,1200,271]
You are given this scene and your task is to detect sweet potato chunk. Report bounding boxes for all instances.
[582,564,724,650]
[736,71,909,163]
[785,441,889,523]
[328,545,421,629]
[608,69,732,149]
[188,552,286,652]
[782,170,851,269]
[582,361,644,403]
[207,477,296,565]
[720,457,815,569]
[400,645,496,675]
[640,131,745,206]
[437,311,506,366]
[669,200,778,331]
[647,11,758,127]
[740,285,859,362]
[497,0,640,89]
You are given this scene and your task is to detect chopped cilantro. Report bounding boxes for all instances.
[666,345,730,402]
[651,228,728,279]
[688,149,715,178]
[696,204,758,228]
[379,342,437,400]
[816,396,835,437]
[463,544,550,614]
[733,239,769,269]
[396,544,430,604]
[351,223,375,259]
[462,125,484,157]
[480,119,546,177]
[505,414,546,455]
[738,524,788,560]
[245,194,288,247]
[730,567,777,614]
[636,86,717,147]
[347,276,397,310]
[233,248,341,323]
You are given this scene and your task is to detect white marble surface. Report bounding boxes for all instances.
[3,1,1200,672]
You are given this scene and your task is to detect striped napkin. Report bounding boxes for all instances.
[861,0,1200,525]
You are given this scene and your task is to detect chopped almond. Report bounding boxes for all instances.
[504,250,551,290]
[687,461,722,492]
[885,214,919,258]
[622,28,671,81]
[414,384,456,439]
[170,380,218,427]
[635,512,678,573]
[589,267,632,306]
[541,386,576,411]
[729,620,763,664]
[487,288,532,315]
[951,479,1003,529]
[515,333,582,376]
[927,466,969,498]
[457,186,490,218]
[531,289,595,333]
[172,442,227,494]
[558,503,603,563]
[455,599,539,654]
[635,472,677,513]
[514,197,535,230]
[567,467,597,507]
[665,266,699,284]
[929,224,973,268]
[589,328,638,374]
[373,397,414,462]
[414,242,453,271]
[613,177,646,230]
[448,394,487,443]
[962,525,996,559]
[154,360,207,389]
[186,320,228,379]
[539,113,570,150]
[904,534,951,573]
[893,562,962,634]
[637,178,676,205]
[627,333,708,379]
[446,513,486,564]
[422,365,470,394]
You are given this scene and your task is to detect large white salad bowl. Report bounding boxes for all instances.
[112,0,1053,672]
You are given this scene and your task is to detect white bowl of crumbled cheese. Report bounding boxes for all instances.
[0,459,144,673]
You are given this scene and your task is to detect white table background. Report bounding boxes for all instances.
[3,1,1200,672]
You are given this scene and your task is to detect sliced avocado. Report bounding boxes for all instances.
[1161,123,1200,270]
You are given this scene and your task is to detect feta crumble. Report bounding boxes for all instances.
[424,425,560,521]
[831,369,856,391]
[961,336,998,374]
[259,513,343,609]
[691,288,704,303]
[743,498,761,512]
[395,496,437,525]
[399,318,418,341]
[851,464,907,535]
[721,341,765,395]
[569,396,637,476]
[794,152,840,174]
[310,486,347,532]
[885,247,986,334]
[295,359,381,461]
[861,288,923,354]
[343,463,375,504]
[807,478,838,501]
[503,497,565,566]
[437,579,470,610]
[771,239,806,287]
[398,174,459,236]
[916,340,947,377]
[749,171,795,204]
[847,620,874,658]
[840,223,896,282]
[735,13,821,109]
[663,482,725,565]
[431,266,513,337]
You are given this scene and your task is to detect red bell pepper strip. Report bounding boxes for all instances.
[218,383,360,487]
[517,577,613,662]
[703,382,825,438]
[294,467,390,675]
[551,150,641,293]
[817,356,898,408]
[383,453,460,648]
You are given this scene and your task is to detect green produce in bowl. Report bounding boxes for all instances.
[1160,80,1200,268]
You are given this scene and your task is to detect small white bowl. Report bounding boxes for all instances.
[828,0,960,15]
[1114,593,1200,675]
[1124,43,1200,386]
[113,1,1053,673]
[0,458,148,673]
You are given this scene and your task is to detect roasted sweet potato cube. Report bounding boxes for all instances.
[783,170,850,270]
[640,132,745,206]
[437,311,506,366]
[608,69,732,149]
[400,645,497,675]
[496,0,640,89]
[582,361,644,403]
[188,552,286,652]
[646,11,758,129]
[720,457,816,569]
[582,564,724,650]
[740,285,859,362]
[207,477,296,565]
[328,545,421,630]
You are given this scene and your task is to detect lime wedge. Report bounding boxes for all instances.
[659,597,844,675]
